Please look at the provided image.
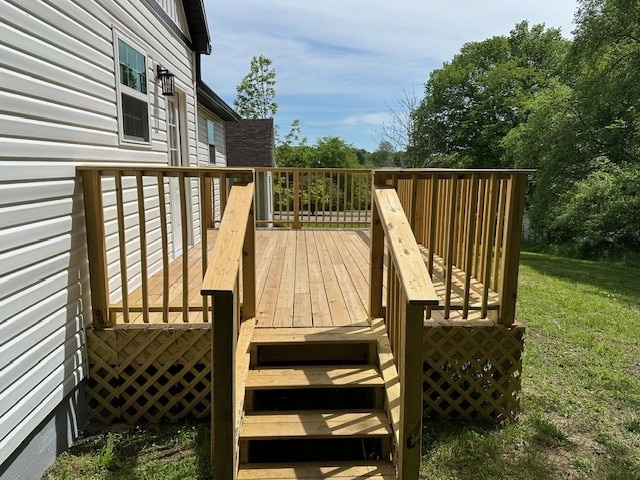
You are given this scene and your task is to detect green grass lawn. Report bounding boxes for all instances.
[421,252,640,480]
[43,251,640,479]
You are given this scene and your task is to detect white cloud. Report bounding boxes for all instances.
[343,113,392,126]
[202,0,578,150]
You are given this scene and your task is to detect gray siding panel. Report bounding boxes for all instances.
[0,0,201,474]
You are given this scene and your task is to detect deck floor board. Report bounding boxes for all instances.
[111,229,499,327]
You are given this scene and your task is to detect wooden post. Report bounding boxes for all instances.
[81,169,110,330]
[292,169,301,229]
[398,302,425,480]
[498,175,527,325]
[409,174,418,232]
[220,172,228,217]
[369,176,385,318]
[243,200,256,320]
[204,176,213,229]
[200,174,209,323]
[211,288,238,480]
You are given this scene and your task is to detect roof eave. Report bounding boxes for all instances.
[197,81,241,122]
[182,0,211,54]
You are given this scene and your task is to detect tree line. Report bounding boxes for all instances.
[232,0,639,256]
[411,0,639,256]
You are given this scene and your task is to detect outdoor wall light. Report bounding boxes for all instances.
[157,66,175,96]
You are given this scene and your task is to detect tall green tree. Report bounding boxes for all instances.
[413,22,569,167]
[234,55,278,119]
[502,1,640,253]
[569,0,640,164]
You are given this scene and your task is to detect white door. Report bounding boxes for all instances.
[167,95,188,257]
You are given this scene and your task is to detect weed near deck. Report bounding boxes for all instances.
[43,422,211,480]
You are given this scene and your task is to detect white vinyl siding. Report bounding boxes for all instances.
[0,0,200,470]
[156,0,191,39]
[196,106,227,222]
[197,106,227,166]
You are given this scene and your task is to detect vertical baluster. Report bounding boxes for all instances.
[179,172,189,322]
[293,170,300,229]
[473,178,486,279]
[481,174,499,318]
[462,175,479,319]
[444,175,458,319]
[219,171,227,218]
[157,172,169,323]
[114,171,129,323]
[200,173,209,323]
[493,179,507,292]
[136,172,150,324]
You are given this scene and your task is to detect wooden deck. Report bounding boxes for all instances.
[111,229,373,327]
[111,228,499,327]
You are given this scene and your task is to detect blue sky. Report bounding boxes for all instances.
[201,1,577,152]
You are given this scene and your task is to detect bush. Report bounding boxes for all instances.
[548,161,640,255]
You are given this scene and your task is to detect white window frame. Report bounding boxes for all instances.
[113,28,152,147]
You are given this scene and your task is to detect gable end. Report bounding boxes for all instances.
[142,0,211,53]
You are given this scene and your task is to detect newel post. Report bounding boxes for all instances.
[211,289,237,479]
[81,169,110,330]
[498,174,528,325]
[398,302,426,479]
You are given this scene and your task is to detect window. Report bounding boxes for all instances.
[115,33,150,144]
[207,120,216,163]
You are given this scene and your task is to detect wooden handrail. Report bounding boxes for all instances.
[78,165,252,329]
[380,169,530,325]
[373,187,439,305]
[201,182,256,480]
[369,184,438,479]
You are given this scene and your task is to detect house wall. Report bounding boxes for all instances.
[197,105,227,221]
[0,0,201,477]
[197,106,227,166]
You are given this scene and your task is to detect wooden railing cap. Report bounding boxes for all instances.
[373,186,439,306]
[201,183,255,295]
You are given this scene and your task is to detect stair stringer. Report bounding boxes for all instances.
[371,318,401,475]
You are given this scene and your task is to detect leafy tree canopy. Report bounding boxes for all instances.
[276,136,360,169]
[234,55,277,119]
[413,22,569,167]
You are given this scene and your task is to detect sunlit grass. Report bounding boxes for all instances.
[421,252,640,479]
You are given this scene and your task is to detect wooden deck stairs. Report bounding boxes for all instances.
[80,169,529,479]
[236,324,397,479]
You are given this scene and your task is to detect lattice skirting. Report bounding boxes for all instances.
[423,322,525,423]
[86,327,211,424]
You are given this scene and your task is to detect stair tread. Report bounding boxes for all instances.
[240,410,392,440]
[237,461,395,479]
[251,326,379,345]
[246,365,385,389]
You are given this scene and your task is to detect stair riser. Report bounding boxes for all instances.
[255,343,372,366]
[250,387,382,412]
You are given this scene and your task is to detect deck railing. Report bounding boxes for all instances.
[369,183,439,479]
[378,169,530,325]
[201,182,256,480]
[79,165,253,329]
[254,167,372,228]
